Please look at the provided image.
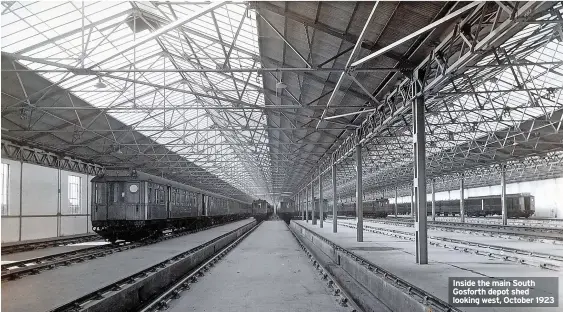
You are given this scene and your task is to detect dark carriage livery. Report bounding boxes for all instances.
[393,193,535,218]
[91,170,254,242]
[252,199,273,219]
[339,198,391,218]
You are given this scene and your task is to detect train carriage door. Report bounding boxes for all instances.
[125,182,141,220]
[167,186,172,218]
[201,194,206,216]
[92,182,108,222]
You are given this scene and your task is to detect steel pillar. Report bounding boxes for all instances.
[413,88,427,264]
[431,179,436,221]
[460,176,465,223]
[319,167,323,228]
[410,188,414,217]
[306,186,309,223]
[332,160,338,233]
[302,190,305,220]
[311,181,316,225]
[394,186,398,217]
[501,167,507,225]
[355,144,363,242]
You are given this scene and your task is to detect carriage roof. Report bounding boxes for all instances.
[91,170,250,204]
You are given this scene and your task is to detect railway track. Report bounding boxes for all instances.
[336,220,563,271]
[49,221,259,312]
[142,221,359,312]
[386,215,563,228]
[1,219,246,281]
[1,234,101,255]
[364,218,563,243]
[291,221,462,312]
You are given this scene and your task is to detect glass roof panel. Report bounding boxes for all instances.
[2,1,270,200]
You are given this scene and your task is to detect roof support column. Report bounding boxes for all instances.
[501,166,507,225]
[297,192,301,220]
[356,144,363,242]
[410,188,414,217]
[311,181,316,225]
[394,186,398,217]
[413,84,427,264]
[332,158,338,233]
[306,186,310,223]
[431,179,436,221]
[319,167,323,228]
[301,191,305,220]
[460,176,465,223]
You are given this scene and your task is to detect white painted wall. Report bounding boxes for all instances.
[394,177,563,218]
[1,158,93,243]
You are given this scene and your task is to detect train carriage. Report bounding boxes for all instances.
[392,193,535,218]
[91,170,253,242]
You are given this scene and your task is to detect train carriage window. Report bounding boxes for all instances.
[148,186,153,204]
[108,182,125,203]
[157,189,165,205]
[94,183,107,204]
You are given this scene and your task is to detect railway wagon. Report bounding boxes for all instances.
[303,199,329,222]
[252,199,273,221]
[91,170,253,242]
[277,200,299,224]
[339,198,391,218]
[393,193,534,218]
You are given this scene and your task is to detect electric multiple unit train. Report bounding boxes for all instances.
[91,170,270,242]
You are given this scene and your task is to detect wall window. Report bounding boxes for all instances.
[1,163,9,215]
[68,175,81,214]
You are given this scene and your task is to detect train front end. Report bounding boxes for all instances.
[91,172,148,242]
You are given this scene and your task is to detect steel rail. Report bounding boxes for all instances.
[1,234,101,255]
[286,222,361,312]
[292,222,461,312]
[336,221,563,271]
[370,218,563,237]
[348,217,563,245]
[48,220,256,312]
[138,221,263,312]
[1,218,246,281]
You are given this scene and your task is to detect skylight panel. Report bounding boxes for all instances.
[2,1,268,197]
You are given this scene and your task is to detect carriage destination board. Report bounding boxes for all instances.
[449,277,558,307]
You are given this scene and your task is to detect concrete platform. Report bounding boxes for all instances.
[167,221,350,312]
[358,219,563,257]
[295,220,563,312]
[1,219,255,312]
[1,241,108,264]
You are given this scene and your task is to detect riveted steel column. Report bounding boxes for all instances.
[394,186,398,217]
[356,144,363,242]
[332,160,338,233]
[410,188,414,217]
[431,179,436,221]
[501,167,507,225]
[413,85,427,264]
[311,181,316,225]
[301,190,305,220]
[460,176,465,223]
[306,186,310,223]
[319,167,323,228]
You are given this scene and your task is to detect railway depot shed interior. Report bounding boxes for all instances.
[1,1,563,312]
